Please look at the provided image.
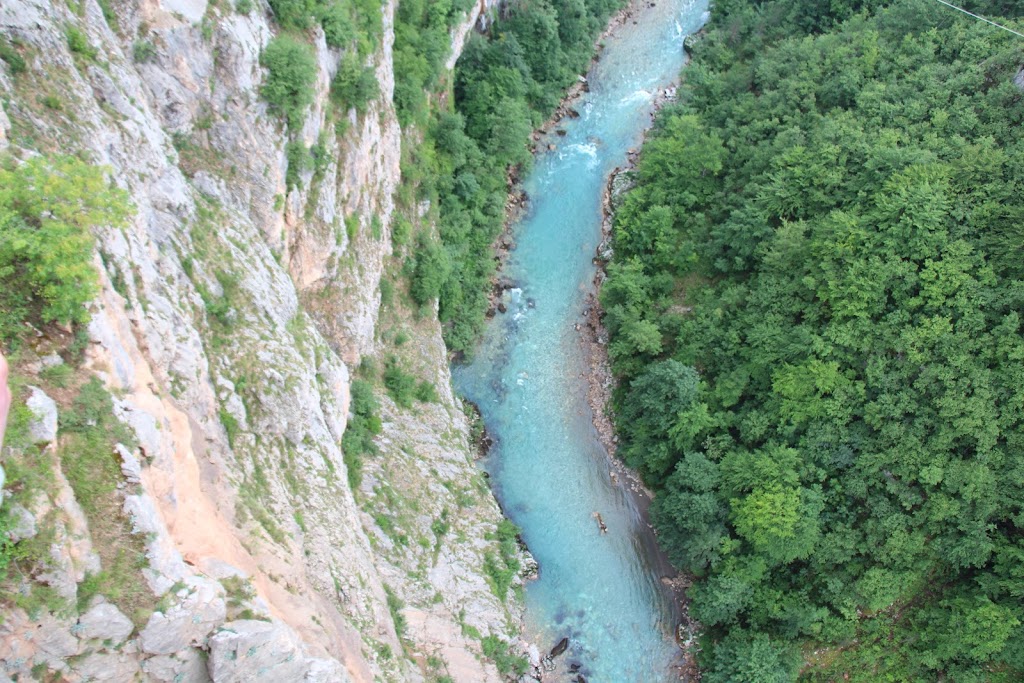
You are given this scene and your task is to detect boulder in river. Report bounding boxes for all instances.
[550,637,569,658]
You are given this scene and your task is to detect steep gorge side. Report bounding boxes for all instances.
[0,0,521,680]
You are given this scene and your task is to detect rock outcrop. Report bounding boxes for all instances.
[0,0,524,680]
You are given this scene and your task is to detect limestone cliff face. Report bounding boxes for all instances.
[0,0,522,681]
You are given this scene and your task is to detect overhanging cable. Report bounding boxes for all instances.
[930,0,1024,39]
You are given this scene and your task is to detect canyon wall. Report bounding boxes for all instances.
[0,0,524,680]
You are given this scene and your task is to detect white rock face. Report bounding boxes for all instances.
[0,102,9,149]
[159,0,208,22]
[0,0,524,679]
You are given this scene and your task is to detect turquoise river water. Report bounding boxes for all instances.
[452,0,709,680]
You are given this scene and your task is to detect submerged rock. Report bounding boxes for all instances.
[550,636,569,658]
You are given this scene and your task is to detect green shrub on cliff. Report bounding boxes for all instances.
[260,36,316,130]
[267,0,320,30]
[409,234,451,306]
[383,359,418,408]
[331,52,379,114]
[341,378,381,490]
[319,0,355,47]
[0,155,130,345]
[267,0,382,56]
[0,37,26,74]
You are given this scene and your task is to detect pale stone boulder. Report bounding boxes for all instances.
[305,657,354,682]
[115,443,143,485]
[139,577,226,655]
[67,650,142,682]
[26,386,58,445]
[76,602,135,644]
[142,648,213,683]
[207,620,341,682]
[6,504,37,542]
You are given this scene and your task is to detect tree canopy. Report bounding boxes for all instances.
[604,1,1024,680]
[0,155,130,345]
[397,0,630,353]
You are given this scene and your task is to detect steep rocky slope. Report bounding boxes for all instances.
[0,0,521,680]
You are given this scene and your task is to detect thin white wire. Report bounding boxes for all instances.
[930,0,1024,39]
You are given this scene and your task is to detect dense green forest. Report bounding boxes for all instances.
[397,0,625,352]
[604,0,1024,680]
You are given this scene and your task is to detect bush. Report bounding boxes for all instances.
[351,0,384,57]
[219,408,240,446]
[341,379,381,490]
[0,156,131,344]
[320,1,355,48]
[384,584,406,638]
[260,36,317,130]
[268,0,319,29]
[702,631,798,683]
[285,140,310,189]
[39,363,73,388]
[96,0,117,28]
[414,380,437,403]
[383,359,417,408]
[409,235,450,306]
[331,52,379,114]
[132,40,157,63]
[482,519,521,598]
[0,37,26,74]
[391,216,412,246]
[235,0,253,13]
[481,635,529,676]
[65,26,97,61]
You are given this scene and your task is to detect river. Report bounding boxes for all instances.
[452,0,709,679]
